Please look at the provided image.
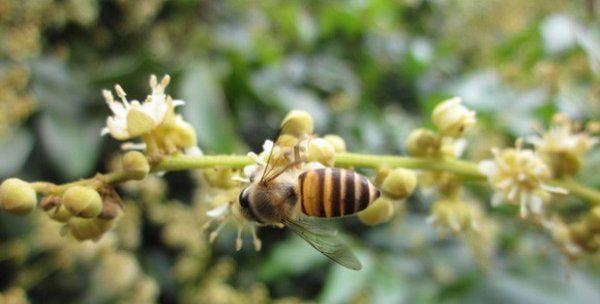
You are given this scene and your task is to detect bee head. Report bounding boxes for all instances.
[238,185,262,223]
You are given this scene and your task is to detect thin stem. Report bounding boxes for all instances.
[551,178,600,206]
[30,152,600,206]
[151,154,253,172]
[333,153,486,180]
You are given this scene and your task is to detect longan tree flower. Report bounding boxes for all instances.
[204,189,262,251]
[478,142,567,218]
[431,97,476,138]
[527,114,598,176]
[101,74,184,140]
[427,198,480,234]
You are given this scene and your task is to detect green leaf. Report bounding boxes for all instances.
[370,261,406,304]
[0,128,34,178]
[319,251,372,304]
[30,58,92,118]
[258,236,325,281]
[179,63,246,153]
[38,113,103,179]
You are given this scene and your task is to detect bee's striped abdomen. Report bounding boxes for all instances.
[299,168,380,218]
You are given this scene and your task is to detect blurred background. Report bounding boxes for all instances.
[1,0,599,303]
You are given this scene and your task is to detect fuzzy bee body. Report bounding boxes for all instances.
[238,131,378,270]
[299,168,380,218]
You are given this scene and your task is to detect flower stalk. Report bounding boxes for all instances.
[29,152,599,205]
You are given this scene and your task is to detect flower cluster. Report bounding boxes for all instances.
[528,114,598,177]
[543,206,600,258]
[478,140,567,218]
[102,74,201,160]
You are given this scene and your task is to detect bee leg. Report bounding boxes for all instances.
[251,226,262,251]
[235,226,244,251]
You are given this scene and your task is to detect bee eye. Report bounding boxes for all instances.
[239,188,250,209]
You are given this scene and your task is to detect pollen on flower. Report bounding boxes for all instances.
[101,74,201,159]
[101,75,173,140]
[478,140,567,218]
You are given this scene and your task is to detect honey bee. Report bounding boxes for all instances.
[238,129,380,270]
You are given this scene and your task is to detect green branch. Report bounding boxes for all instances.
[31,152,599,206]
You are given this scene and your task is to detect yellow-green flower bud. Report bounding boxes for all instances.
[380,168,417,199]
[431,97,476,138]
[68,217,114,241]
[202,168,238,189]
[588,206,600,233]
[122,151,150,180]
[307,138,335,165]
[280,110,314,137]
[373,167,391,187]
[0,178,37,215]
[323,134,347,153]
[406,128,439,156]
[62,186,102,218]
[276,134,298,147]
[172,118,197,149]
[357,197,394,226]
[48,204,72,223]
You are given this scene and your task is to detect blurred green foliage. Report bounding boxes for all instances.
[1,0,599,303]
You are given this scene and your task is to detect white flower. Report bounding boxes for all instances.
[528,116,597,157]
[204,199,262,251]
[478,144,567,218]
[101,75,183,140]
[432,97,476,137]
[427,198,480,234]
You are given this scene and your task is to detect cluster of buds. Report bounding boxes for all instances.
[102,74,201,161]
[0,151,151,241]
[405,97,483,233]
[544,207,600,258]
[42,185,124,241]
[407,98,473,198]
[406,97,474,159]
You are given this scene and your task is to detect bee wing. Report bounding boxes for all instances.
[284,217,362,271]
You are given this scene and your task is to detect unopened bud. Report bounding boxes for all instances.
[0,178,37,215]
[357,197,395,226]
[307,138,335,165]
[276,134,298,147]
[406,128,439,156]
[323,134,347,153]
[68,217,114,241]
[172,118,197,149]
[126,108,156,137]
[48,204,72,223]
[280,110,314,137]
[588,206,600,233]
[380,168,417,199]
[431,97,476,138]
[122,151,150,180]
[62,186,102,218]
[203,168,238,189]
[374,167,391,187]
[99,189,123,220]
